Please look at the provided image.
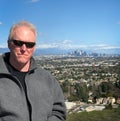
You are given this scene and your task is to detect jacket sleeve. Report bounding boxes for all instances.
[47,78,66,121]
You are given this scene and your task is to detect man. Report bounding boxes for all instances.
[0,21,66,121]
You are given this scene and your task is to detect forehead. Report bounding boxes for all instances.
[12,26,36,41]
[14,26,34,33]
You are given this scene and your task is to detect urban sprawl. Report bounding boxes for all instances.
[35,51,120,113]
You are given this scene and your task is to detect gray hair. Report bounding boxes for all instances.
[8,21,37,41]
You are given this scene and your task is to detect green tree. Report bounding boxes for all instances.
[61,80,70,93]
[74,82,88,102]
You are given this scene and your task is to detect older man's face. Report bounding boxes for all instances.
[8,26,36,68]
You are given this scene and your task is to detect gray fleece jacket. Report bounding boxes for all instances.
[0,53,66,121]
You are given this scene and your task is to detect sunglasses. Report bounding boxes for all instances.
[10,39,36,48]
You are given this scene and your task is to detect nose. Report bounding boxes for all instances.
[20,44,27,51]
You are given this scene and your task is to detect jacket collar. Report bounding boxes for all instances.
[0,53,10,73]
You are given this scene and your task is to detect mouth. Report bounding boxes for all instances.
[17,53,28,57]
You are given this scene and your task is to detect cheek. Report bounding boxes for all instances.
[29,47,35,53]
[27,48,35,55]
[10,46,20,53]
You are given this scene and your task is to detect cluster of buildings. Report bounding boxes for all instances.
[35,55,120,113]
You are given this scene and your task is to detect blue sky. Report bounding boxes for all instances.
[0,0,120,52]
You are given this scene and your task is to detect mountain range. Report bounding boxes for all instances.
[0,47,120,56]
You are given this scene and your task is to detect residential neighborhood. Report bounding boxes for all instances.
[35,54,120,113]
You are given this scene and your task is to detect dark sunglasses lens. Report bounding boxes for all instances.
[26,43,35,48]
[13,40,23,47]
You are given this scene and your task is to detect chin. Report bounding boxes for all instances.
[17,59,29,65]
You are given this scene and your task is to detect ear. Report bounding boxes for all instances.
[8,41,11,50]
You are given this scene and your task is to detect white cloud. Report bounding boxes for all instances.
[96,45,120,50]
[0,43,7,48]
[37,40,74,49]
[37,43,58,49]
[29,0,40,3]
[36,40,120,51]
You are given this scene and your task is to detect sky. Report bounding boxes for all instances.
[0,0,120,53]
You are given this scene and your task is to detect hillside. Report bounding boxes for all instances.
[67,107,120,121]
